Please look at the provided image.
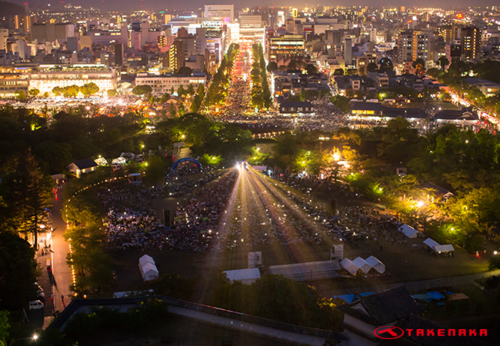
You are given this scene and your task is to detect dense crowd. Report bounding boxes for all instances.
[99,166,232,251]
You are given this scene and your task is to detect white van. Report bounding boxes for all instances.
[29,300,44,310]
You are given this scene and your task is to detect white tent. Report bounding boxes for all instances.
[365,256,386,274]
[398,224,418,238]
[423,238,440,248]
[352,257,371,274]
[140,262,159,281]
[340,258,358,275]
[223,268,261,284]
[139,255,159,281]
[433,244,455,253]
[139,254,155,267]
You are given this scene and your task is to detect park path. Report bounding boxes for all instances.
[49,187,72,316]
[317,269,500,297]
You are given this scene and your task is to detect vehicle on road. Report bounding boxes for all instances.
[29,300,44,310]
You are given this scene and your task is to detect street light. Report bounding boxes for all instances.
[33,334,38,341]
[417,201,424,208]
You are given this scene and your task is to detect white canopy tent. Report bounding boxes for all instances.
[223,268,261,285]
[139,255,159,281]
[423,238,440,248]
[365,256,386,274]
[352,257,371,274]
[433,244,455,253]
[139,254,154,267]
[398,224,419,238]
[340,258,358,275]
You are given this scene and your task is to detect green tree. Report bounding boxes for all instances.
[333,68,344,75]
[160,93,170,103]
[305,63,318,75]
[169,103,177,117]
[29,88,40,97]
[43,92,49,98]
[190,94,202,113]
[367,62,378,72]
[0,233,38,310]
[267,61,278,72]
[412,58,426,75]
[62,85,80,98]
[15,91,27,100]
[132,85,152,96]
[0,310,9,346]
[52,86,62,96]
[177,66,193,76]
[177,85,185,97]
[379,57,394,72]
[80,82,100,96]
[437,56,450,71]
[144,156,165,185]
[11,151,53,249]
[186,83,195,95]
[107,89,117,97]
[330,95,350,113]
[197,83,205,100]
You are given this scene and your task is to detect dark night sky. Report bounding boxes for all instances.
[6,0,500,11]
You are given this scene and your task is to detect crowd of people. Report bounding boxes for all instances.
[99,166,232,251]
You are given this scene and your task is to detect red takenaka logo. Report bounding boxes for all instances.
[374,326,488,339]
[374,326,405,339]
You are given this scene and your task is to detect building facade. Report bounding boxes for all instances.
[135,73,206,95]
[29,64,118,93]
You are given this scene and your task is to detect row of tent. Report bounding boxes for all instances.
[423,238,455,253]
[340,256,386,275]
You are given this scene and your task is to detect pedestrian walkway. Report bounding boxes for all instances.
[318,269,500,297]
[35,251,54,317]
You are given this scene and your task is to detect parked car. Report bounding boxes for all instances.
[29,300,44,310]
[34,283,44,297]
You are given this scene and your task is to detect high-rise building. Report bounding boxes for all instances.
[0,29,8,51]
[169,40,184,72]
[398,30,413,62]
[344,38,353,66]
[285,18,295,33]
[292,8,298,18]
[412,31,430,61]
[114,43,124,66]
[460,26,480,61]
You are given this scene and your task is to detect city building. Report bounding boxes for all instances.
[269,35,305,65]
[239,15,265,46]
[31,23,75,42]
[460,26,481,61]
[412,31,430,62]
[135,73,206,95]
[398,30,413,62]
[204,4,234,22]
[28,64,119,94]
[168,40,184,72]
[0,65,31,97]
[0,28,8,51]
[344,38,353,66]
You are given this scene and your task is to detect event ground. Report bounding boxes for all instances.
[110,172,490,296]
